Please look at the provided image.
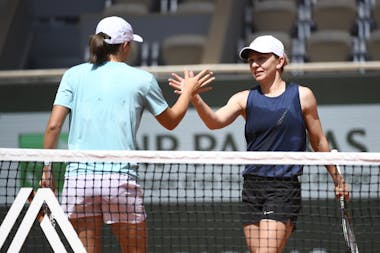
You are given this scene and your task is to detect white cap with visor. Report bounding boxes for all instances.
[95,16,143,44]
[239,35,284,60]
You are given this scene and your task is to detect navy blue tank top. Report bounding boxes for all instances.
[243,83,306,177]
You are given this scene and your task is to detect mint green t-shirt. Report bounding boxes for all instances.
[54,62,168,177]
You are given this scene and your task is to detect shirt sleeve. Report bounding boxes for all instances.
[145,75,168,116]
[53,69,74,110]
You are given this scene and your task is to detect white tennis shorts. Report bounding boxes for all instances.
[61,173,146,224]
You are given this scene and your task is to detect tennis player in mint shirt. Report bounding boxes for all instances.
[41,16,214,253]
[54,61,167,178]
[55,61,167,152]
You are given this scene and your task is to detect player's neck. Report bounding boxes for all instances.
[109,54,125,62]
[260,78,286,97]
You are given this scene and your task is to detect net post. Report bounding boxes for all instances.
[0,188,33,249]
[4,188,86,253]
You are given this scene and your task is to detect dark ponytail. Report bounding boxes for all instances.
[89,32,122,65]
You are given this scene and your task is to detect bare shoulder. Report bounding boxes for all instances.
[229,90,250,106]
[232,89,250,98]
[298,85,314,98]
[298,85,317,111]
[298,85,317,102]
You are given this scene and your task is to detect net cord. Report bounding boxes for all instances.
[1,61,380,82]
[1,148,380,165]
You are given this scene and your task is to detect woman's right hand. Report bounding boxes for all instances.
[39,165,56,193]
[169,69,214,96]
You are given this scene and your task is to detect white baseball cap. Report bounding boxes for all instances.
[239,35,284,60]
[95,16,143,44]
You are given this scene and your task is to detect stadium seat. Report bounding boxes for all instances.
[103,3,149,16]
[312,0,357,32]
[31,0,105,18]
[160,34,207,65]
[28,24,83,68]
[251,0,294,2]
[126,42,142,66]
[182,0,215,2]
[367,29,380,61]
[112,0,153,10]
[179,0,216,3]
[306,30,353,62]
[176,1,215,14]
[251,0,297,34]
[177,0,216,4]
[373,0,380,27]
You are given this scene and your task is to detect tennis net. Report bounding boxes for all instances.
[1,148,380,253]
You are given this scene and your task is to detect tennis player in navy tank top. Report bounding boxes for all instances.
[243,83,306,177]
[169,35,350,253]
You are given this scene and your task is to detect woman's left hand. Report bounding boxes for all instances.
[169,69,214,95]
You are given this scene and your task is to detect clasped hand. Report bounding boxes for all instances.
[169,69,214,96]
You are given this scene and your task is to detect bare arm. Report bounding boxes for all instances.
[157,69,214,130]
[155,94,192,130]
[41,105,69,190]
[191,91,247,129]
[169,70,247,129]
[300,86,349,199]
[44,105,69,149]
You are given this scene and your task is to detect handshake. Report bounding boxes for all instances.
[168,68,215,96]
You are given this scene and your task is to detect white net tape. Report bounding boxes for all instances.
[1,148,380,165]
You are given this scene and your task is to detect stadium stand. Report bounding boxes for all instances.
[160,34,207,65]
[111,0,155,12]
[367,29,380,60]
[242,0,300,62]
[305,0,357,62]
[364,0,380,61]
[27,23,83,69]
[311,0,357,31]
[0,0,33,69]
[250,0,297,35]
[373,0,380,26]
[23,0,105,69]
[103,3,150,17]
[1,0,380,69]
[176,1,215,14]
[306,30,353,62]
